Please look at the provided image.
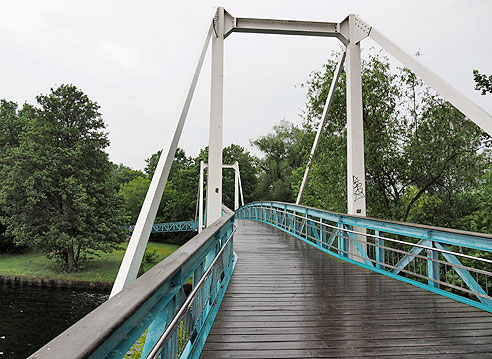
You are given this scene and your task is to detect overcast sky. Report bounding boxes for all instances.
[1,0,491,170]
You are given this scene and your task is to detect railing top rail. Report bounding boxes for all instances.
[29,207,234,359]
[245,201,492,241]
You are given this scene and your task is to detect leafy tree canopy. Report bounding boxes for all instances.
[222,144,259,208]
[141,148,197,223]
[0,85,126,270]
[112,163,145,190]
[0,100,33,252]
[473,70,492,95]
[251,121,307,203]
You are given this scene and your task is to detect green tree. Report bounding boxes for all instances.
[143,148,197,222]
[112,163,145,190]
[251,121,307,202]
[140,145,258,224]
[119,176,178,224]
[162,163,197,222]
[119,176,152,223]
[473,70,492,95]
[400,93,488,223]
[144,150,161,179]
[0,100,33,252]
[460,168,492,233]
[144,148,191,180]
[222,144,258,209]
[2,85,125,270]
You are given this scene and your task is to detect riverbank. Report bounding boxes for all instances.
[0,242,180,290]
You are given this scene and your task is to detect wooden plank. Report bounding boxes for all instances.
[214,311,488,320]
[208,327,492,337]
[200,346,492,359]
[206,329,492,342]
[203,336,492,350]
[219,297,469,306]
[210,320,492,330]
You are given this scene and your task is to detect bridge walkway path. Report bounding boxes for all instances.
[201,219,492,358]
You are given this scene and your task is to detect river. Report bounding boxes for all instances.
[0,283,108,359]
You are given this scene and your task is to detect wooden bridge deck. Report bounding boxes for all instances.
[201,219,492,358]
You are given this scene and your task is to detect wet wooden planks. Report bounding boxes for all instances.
[201,220,492,358]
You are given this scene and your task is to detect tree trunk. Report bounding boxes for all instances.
[67,245,76,271]
[76,242,81,263]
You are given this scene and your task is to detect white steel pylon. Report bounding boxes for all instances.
[207,8,226,227]
[111,8,492,297]
[198,161,244,233]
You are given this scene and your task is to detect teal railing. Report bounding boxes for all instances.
[236,201,492,312]
[125,220,198,234]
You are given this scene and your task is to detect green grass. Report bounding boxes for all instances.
[0,242,181,283]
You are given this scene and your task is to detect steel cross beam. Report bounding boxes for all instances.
[224,13,348,44]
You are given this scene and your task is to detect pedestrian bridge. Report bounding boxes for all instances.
[31,202,492,358]
[28,7,492,359]
[126,221,198,234]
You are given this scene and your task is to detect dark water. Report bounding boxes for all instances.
[0,284,108,359]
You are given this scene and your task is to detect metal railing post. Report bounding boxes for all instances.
[427,240,440,288]
[375,230,385,270]
[337,217,346,257]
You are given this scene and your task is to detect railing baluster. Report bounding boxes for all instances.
[375,230,384,270]
[427,241,440,288]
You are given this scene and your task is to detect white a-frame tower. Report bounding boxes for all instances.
[110,8,492,297]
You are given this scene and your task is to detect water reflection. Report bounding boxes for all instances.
[0,283,108,359]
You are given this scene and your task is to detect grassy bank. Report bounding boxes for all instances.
[0,242,180,283]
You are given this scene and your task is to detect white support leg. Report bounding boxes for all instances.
[198,160,205,233]
[346,14,367,262]
[206,7,225,226]
[233,161,239,210]
[296,50,346,205]
[110,19,214,298]
[239,179,244,207]
[237,162,245,207]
